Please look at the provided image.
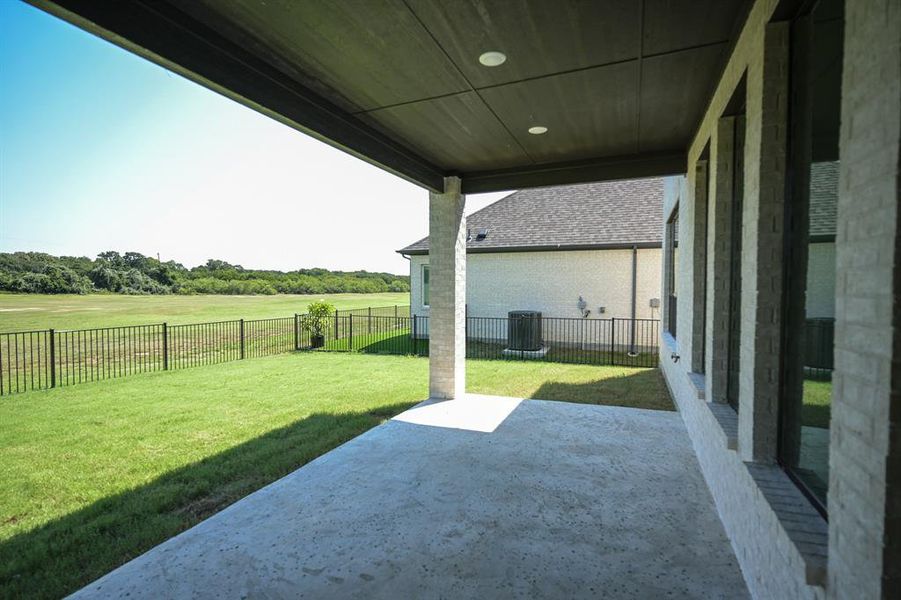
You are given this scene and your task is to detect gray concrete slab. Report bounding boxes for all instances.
[72,396,748,599]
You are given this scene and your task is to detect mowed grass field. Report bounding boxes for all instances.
[0,352,670,598]
[0,292,409,331]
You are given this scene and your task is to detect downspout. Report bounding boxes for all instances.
[629,245,638,356]
[399,252,412,318]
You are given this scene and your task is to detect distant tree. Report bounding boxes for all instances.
[204,259,243,272]
[11,265,91,294]
[96,251,124,266]
[0,251,409,296]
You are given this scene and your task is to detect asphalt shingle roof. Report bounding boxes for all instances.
[399,178,664,255]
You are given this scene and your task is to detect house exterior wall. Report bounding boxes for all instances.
[409,248,662,321]
[828,0,900,595]
[806,242,836,319]
[663,1,819,598]
[660,0,900,598]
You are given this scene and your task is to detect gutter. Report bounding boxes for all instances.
[398,253,412,319]
[396,241,663,256]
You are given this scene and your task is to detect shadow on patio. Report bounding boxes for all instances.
[64,396,747,599]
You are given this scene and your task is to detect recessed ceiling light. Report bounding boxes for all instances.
[478,51,507,67]
[528,126,548,135]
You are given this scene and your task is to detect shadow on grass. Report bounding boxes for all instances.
[320,332,427,356]
[528,368,674,412]
[357,332,425,355]
[326,333,659,370]
[0,402,416,600]
[801,403,831,429]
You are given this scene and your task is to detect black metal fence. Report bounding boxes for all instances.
[0,307,410,396]
[1,306,667,396]
[803,318,834,380]
[318,314,661,369]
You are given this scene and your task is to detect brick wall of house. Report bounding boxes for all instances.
[661,0,900,598]
[660,0,828,597]
[806,243,836,319]
[409,248,662,322]
[828,0,900,596]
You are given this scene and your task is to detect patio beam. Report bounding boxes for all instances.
[428,176,466,400]
[460,151,687,194]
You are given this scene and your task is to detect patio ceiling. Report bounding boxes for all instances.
[32,0,751,192]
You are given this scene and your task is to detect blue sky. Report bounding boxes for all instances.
[0,1,503,274]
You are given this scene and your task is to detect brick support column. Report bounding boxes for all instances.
[828,1,901,597]
[739,21,788,463]
[707,117,735,404]
[690,159,709,374]
[428,176,466,400]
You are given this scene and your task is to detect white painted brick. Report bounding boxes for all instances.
[410,248,662,322]
[662,2,829,598]
[665,0,900,597]
[427,176,466,400]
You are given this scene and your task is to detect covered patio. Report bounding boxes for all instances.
[27,0,901,597]
[73,396,746,599]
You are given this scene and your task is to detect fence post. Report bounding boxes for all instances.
[349,315,353,351]
[294,313,299,350]
[413,315,418,355]
[629,317,637,356]
[609,318,616,366]
[334,310,339,340]
[368,307,372,334]
[49,329,56,388]
[240,319,245,359]
[162,322,169,370]
[465,304,469,340]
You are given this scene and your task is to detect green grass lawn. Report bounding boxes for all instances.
[802,379,832,428]
[0,292,409,331]
[0,351,669,598]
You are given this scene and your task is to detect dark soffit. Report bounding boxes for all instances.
[29,0,752,193]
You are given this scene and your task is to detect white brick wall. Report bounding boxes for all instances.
[806,243,836,319]
[410,248,662,322]
[828,0,901,597]
[427,177,466,401]
[739,19,787,464]
[661,0,900,598]
[661,1,828,598]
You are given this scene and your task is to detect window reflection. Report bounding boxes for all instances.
[780,0,842,512]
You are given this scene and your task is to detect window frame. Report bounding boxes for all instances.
[421,264,430,308]
[776,0,842,518]
[664,205,679,338]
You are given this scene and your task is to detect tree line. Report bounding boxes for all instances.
[0,252,409,295]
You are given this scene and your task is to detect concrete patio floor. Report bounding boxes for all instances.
[73,395,748,599]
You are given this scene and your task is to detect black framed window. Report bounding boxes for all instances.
[726,116,745,413]
[421,265,430,307]
[779,0,843,514]
[665,209,679,337]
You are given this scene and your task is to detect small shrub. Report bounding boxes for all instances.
[303,300,335,338]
